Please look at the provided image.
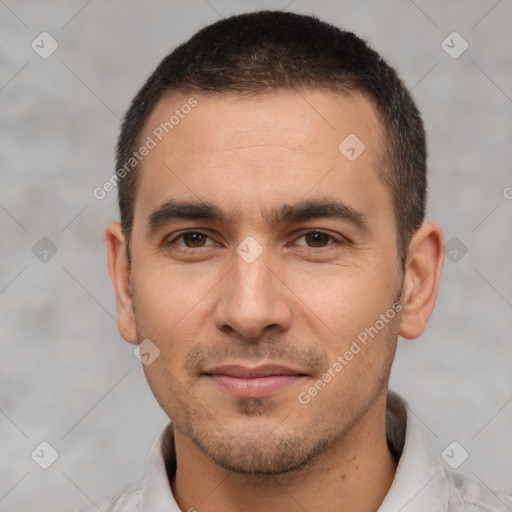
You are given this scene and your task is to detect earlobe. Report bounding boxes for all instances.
[399,222,444,340]
[105,222,138,344]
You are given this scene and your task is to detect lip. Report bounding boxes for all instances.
[204,364,307,399]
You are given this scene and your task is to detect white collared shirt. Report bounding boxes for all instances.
[81,391,512,511]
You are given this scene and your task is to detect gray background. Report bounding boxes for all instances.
[1,0,511,510]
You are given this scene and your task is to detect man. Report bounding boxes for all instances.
[96,10,511,512]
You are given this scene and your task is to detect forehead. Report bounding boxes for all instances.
[133,89,391,228]
[143,88,382,154]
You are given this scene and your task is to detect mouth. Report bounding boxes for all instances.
[203,364,308,399]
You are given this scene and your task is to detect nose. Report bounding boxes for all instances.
[213,247,292,340]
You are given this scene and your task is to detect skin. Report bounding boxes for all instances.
[106,89,444,512]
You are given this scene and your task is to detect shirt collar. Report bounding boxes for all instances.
[138,423,180,511]
[138,390,449,511]
[378,390,449,511]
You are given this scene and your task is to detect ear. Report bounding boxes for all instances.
[105,222,138,344]
[399,222,444,339]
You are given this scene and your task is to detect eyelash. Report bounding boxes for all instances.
[163,230,345,250]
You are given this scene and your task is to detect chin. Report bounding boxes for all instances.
[187,421,333,475]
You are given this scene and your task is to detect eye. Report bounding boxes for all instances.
[294,230,340,248]
[165,231,216,249]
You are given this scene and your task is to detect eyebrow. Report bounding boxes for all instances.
[146,198,371,234]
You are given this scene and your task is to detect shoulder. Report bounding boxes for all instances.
[442,467,512,512]
[76,479,145,512]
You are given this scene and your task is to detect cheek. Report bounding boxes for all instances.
[132,261,212,328]
[287,264,394,341]
[130,269,200,372]
[286,263,401,388]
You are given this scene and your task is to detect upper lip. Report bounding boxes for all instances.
[204,364,306,378]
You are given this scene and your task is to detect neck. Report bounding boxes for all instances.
[170,393,397,512]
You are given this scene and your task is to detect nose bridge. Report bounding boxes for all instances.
[231,246,274,310]
[214,244,291,337]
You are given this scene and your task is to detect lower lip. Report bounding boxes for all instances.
[207,374,304,398]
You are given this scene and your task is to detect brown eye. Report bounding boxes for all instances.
[181,232,208,247]
[303,231,332,247]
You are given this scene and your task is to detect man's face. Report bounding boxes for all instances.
[127,90,404,473]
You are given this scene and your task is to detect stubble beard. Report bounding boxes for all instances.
[135,291,402,476]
